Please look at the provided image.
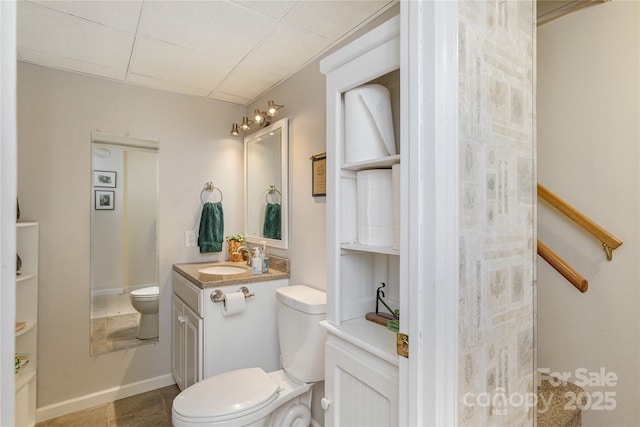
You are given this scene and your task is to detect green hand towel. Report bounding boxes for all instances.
[263,203,281,240]
[198,202,224,253]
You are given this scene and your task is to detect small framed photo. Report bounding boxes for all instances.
[95,190,115,210]
[311,153,326,197]
[93,170,117,188]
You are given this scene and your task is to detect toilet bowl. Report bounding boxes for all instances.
[172,285,326,427]
[129,285,159,339]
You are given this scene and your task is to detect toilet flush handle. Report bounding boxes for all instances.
[321,397,331,410]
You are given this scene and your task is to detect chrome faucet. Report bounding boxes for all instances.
[234,246,252,265]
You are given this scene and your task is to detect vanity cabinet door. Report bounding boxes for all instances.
[171,295,186,390]
[324,338,399,427]
[183,303,203,389]
[172,295,203,391]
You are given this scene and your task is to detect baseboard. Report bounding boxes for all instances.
[35,373,175,423]
[310,419,322,427]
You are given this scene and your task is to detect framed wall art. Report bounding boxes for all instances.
[93,170,117,188]
[95,190,115,210]
[311,152,326,197]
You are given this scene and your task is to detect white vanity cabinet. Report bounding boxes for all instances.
[172,271,285,391]
[319,15,402,426]
[16,222,38,427]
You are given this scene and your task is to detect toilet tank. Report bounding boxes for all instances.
[276,285,326,383]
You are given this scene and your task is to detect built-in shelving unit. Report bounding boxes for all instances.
[15,222,38,427]
[320,15,401,426]
[322,14,401,349]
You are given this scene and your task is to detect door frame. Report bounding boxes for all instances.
[400,1,459,425]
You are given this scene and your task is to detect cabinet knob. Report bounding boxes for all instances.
[178,315,186,324]
[321,397,331,410]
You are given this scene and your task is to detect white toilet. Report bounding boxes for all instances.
[172,285,326,427]
[129,285,159,339]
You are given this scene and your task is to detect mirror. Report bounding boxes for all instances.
[244,118,288,249]
[90,130,159,355]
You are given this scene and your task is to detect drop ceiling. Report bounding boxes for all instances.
[17,0,395,106]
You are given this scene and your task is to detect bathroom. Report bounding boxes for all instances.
[3,1,640,427]
[10,1,400,425]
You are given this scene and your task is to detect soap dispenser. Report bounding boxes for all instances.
[260,241,269,273]
[251,247,263,274]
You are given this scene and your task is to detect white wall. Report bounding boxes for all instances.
[124,149,158,287]
[91,149,124,292]
[17,62,244,414]
[537,1,640,425]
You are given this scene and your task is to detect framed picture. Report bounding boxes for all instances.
[95,190,115,210]
[311,152,326,197]
[93,170,117,188]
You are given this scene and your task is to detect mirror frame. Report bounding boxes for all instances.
[244,118,288,249]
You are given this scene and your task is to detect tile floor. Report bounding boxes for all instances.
[35,384,180,427]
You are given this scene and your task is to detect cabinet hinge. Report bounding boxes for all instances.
[396,332,409,358]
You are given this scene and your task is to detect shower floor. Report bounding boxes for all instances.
[90,292,157,355]
[91,292,138,319]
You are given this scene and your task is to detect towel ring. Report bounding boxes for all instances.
[201,181,223,204]
[265,185,281,204]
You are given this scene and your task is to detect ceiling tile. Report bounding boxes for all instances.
[30,0,142,33]
[241,24,331,76]
[127,73,211,98]
[285,0,393,41]
[17,47,125,80]
[208,91,253,106]
[130,37,236,91]
[18,2,133,79]
[138,1,278,63]
[232,0,297,20]
[215,65,282,100]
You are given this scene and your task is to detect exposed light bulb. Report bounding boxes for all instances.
[230,123,240,136]
[267,100,277,116]
[240,116,252,131]
[254,109,264,123]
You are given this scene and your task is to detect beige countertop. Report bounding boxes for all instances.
[173,256,289,289]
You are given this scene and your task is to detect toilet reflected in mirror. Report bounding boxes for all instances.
[90,131,159,355]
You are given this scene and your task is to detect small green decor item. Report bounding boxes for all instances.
[15,353,29,374]
[225,234,245,243]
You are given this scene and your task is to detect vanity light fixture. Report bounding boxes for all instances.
[240,116,253,131]
[267,100,283,116]
[230,100,284,136]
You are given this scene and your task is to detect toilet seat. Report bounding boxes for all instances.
[173,368,280,423]
[130,286,159,299]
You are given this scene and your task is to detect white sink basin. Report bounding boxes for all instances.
[198,266,248,276]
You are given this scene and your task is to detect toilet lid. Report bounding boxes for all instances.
[130,286,159,297]
[173,368,279,420]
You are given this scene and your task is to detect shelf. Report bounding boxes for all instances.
[16,222,38,228]
[15,363,36,392]
[16,272,37,283]
[320,318,399,366]
[15,322,36,338]
[341,243,400,256]
[342,154,400,171]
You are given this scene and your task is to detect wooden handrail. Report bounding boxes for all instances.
[537,183,623,260]
[537,240,588,293]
